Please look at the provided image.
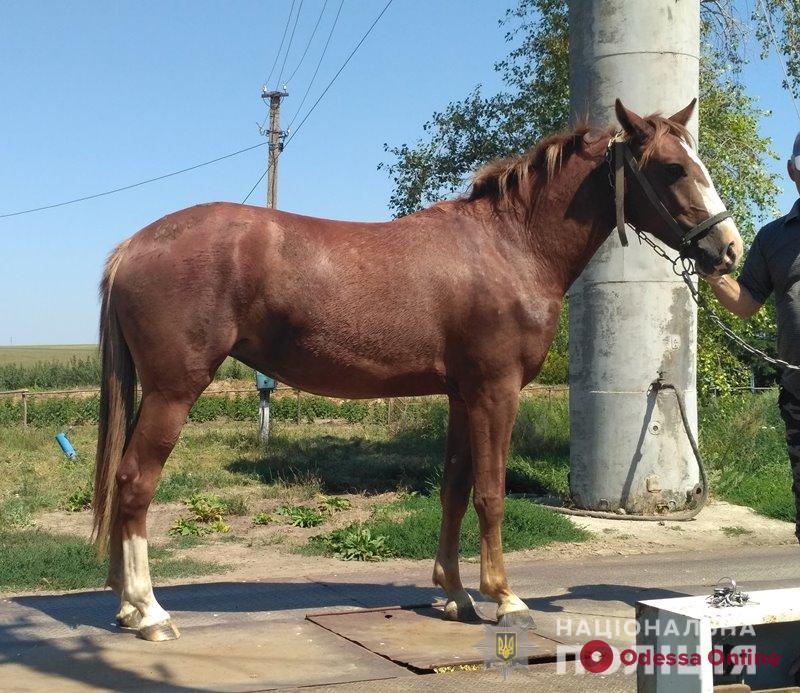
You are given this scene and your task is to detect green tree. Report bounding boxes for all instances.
[381,0,788,397]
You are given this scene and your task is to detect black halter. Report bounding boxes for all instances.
[611,139,732,252]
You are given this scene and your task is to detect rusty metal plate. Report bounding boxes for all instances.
[307,605,563,671]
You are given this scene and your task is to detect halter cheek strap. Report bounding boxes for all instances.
[611,140,732,253]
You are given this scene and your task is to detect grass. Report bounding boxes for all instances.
[0,529,224,591]
[307,493,589,560]
[699,391,794,522]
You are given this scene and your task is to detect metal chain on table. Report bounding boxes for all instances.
[706,577,750,608]
[633,228,800,373]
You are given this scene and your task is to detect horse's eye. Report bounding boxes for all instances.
[664,164,686,183]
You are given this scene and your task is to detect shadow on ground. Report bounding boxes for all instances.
[225,424,568,497]
[226,429,444,494]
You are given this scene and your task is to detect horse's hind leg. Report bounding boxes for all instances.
[433,398,480,622]
[107,521,141,629]
[113,390,195,641]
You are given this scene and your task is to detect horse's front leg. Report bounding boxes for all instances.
[465,381,534,628]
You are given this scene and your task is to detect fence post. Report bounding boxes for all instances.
[22,391,28,428]
[296,389,301,425]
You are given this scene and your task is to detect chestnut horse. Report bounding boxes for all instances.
[93,100,742,640]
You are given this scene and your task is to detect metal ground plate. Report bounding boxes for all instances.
[307,605,564,671]
[1,619,411,692]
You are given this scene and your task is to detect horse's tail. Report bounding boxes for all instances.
[92,238,136,558]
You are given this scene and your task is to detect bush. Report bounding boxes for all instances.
[276,504,326,528]
[0,391,404,429]
[168,517,210,537]
[313,527,392,561]
[0,356,101,391]
[319,496,351,513]
[252,512,273,526]
[186,493,226,523]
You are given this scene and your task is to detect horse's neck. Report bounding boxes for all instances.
[520,155,615,293]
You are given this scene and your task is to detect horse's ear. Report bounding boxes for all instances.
[615,99,651,141]
[669,98,697,127]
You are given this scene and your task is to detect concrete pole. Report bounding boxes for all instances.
[567,0,701,514]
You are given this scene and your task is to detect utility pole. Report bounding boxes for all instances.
[263,87,288,207]
[254,86,288,443]
[567,1,700,514]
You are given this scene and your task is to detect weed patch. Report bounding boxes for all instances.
[307,493,588,560]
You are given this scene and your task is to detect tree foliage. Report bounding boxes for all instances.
[381,0,790,397]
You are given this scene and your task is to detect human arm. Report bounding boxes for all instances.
[703,274,762,319]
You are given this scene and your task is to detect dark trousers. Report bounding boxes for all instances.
[778,387,800,542]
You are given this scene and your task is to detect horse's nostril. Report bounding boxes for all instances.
[725,242,737,266]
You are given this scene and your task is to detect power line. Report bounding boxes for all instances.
[243,0,393,204]
[264,0,297,89]
[1,142,266,219]
[286,0,329,85]
[286,0,345,132]
[285,0,394,146]
[241,170,268,205]
[275,0,305,89]
[757,0,800,123]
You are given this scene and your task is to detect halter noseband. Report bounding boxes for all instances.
[610,139,732,252]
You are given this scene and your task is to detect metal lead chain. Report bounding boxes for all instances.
[707,577,750,608]
[632,228,800,373]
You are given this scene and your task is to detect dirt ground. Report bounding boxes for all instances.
[30,495,796,594]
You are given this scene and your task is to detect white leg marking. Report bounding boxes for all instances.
[122,535,171,628]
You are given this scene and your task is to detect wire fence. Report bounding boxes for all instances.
[0,382,570,429]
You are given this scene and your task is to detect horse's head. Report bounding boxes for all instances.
[614,99,743,277]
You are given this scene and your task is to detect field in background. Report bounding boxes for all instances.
[0,345,96,366]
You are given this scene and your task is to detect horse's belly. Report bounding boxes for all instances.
[233,328,449,399]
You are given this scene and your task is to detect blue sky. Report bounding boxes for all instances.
[0,1,797,345]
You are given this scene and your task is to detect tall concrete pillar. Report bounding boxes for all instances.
[567,0,701,514]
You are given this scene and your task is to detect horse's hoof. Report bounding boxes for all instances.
[116,610,142,629]
[138,620,181,642]
[497,605,536,630]
[443,594,481,623]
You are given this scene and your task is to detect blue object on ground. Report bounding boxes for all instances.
[55,432,77,460]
